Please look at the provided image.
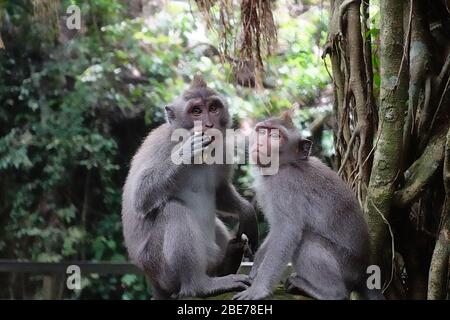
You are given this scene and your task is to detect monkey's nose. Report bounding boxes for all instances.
[205,123,214,128]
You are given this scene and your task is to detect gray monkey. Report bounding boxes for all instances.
[122,75,258,299]
[233,112,384,300]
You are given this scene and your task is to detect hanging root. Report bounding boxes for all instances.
[239,0,277,68]
[194,0,277,87]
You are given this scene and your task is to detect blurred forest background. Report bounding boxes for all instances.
[0,0,331,299]
[1,0,449,300]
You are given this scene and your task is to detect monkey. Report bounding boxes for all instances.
[121,75,258,299]
[233,112,384,300]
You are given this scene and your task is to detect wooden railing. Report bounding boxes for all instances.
[0,259,255,299]
[0,259,144,275]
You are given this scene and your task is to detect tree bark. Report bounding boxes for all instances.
[402,0,430,170]
[427,128,450,299]
[394,124,447,207]
[347,2,373,198]
[363,0,408,282]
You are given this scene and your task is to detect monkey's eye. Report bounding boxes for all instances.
[209,104,219,113]
[257,128,268,136]
[269,132,281,140]
[191,107,202,116]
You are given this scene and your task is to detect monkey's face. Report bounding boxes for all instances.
[165,83,230,133]
[250,124,282,167]
[251,116,312,167]
[183,95,228,132]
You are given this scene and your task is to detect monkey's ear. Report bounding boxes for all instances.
[165,105,175,124]
[298,138,312,160]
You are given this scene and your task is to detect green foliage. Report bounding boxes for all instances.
[368,2,381,100]
[0,0,330,299]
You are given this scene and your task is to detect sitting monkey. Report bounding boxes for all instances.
[233,112,383,300]
[122,75,258,299]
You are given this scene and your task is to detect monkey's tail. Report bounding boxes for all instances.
[356,286,385,300]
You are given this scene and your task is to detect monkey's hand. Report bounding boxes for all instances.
[232,285,271,300]
[240,234,253,257]
[216,234,250,276]
[176,132,213,163]
[237,205,259,255]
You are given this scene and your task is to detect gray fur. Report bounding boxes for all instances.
[122,77,257,299]
[234,115,382,300]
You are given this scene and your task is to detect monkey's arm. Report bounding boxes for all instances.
[233,226,299,300]
[133,133,210,216]
[216,183,259,252]
[134,163,181,216]
[249,236,269,280]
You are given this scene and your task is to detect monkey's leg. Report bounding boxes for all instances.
[178,237,251,298]
[214,218,246,276]
[215,218,231,252]
[284,274,317,299]
[163,202,250,298]
[285,245,311,296]
[248,236,269,280]
[284,273,350,300]
[150,281,174,300]
[215,182,259,252]
[291,235,350,300]
[233,227,298,300]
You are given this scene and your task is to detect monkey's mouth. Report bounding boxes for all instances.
[251,148,272,167]
[193,131,215,142]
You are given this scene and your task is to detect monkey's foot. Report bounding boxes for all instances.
[284,274,313,298]
[196,274,251,298]
[232,285,270,300]
[227,274,251,287]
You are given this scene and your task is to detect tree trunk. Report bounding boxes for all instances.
[325,0,450,299]
[428,128,450,299]
[364,0,408,286]
[196,0,450,301]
